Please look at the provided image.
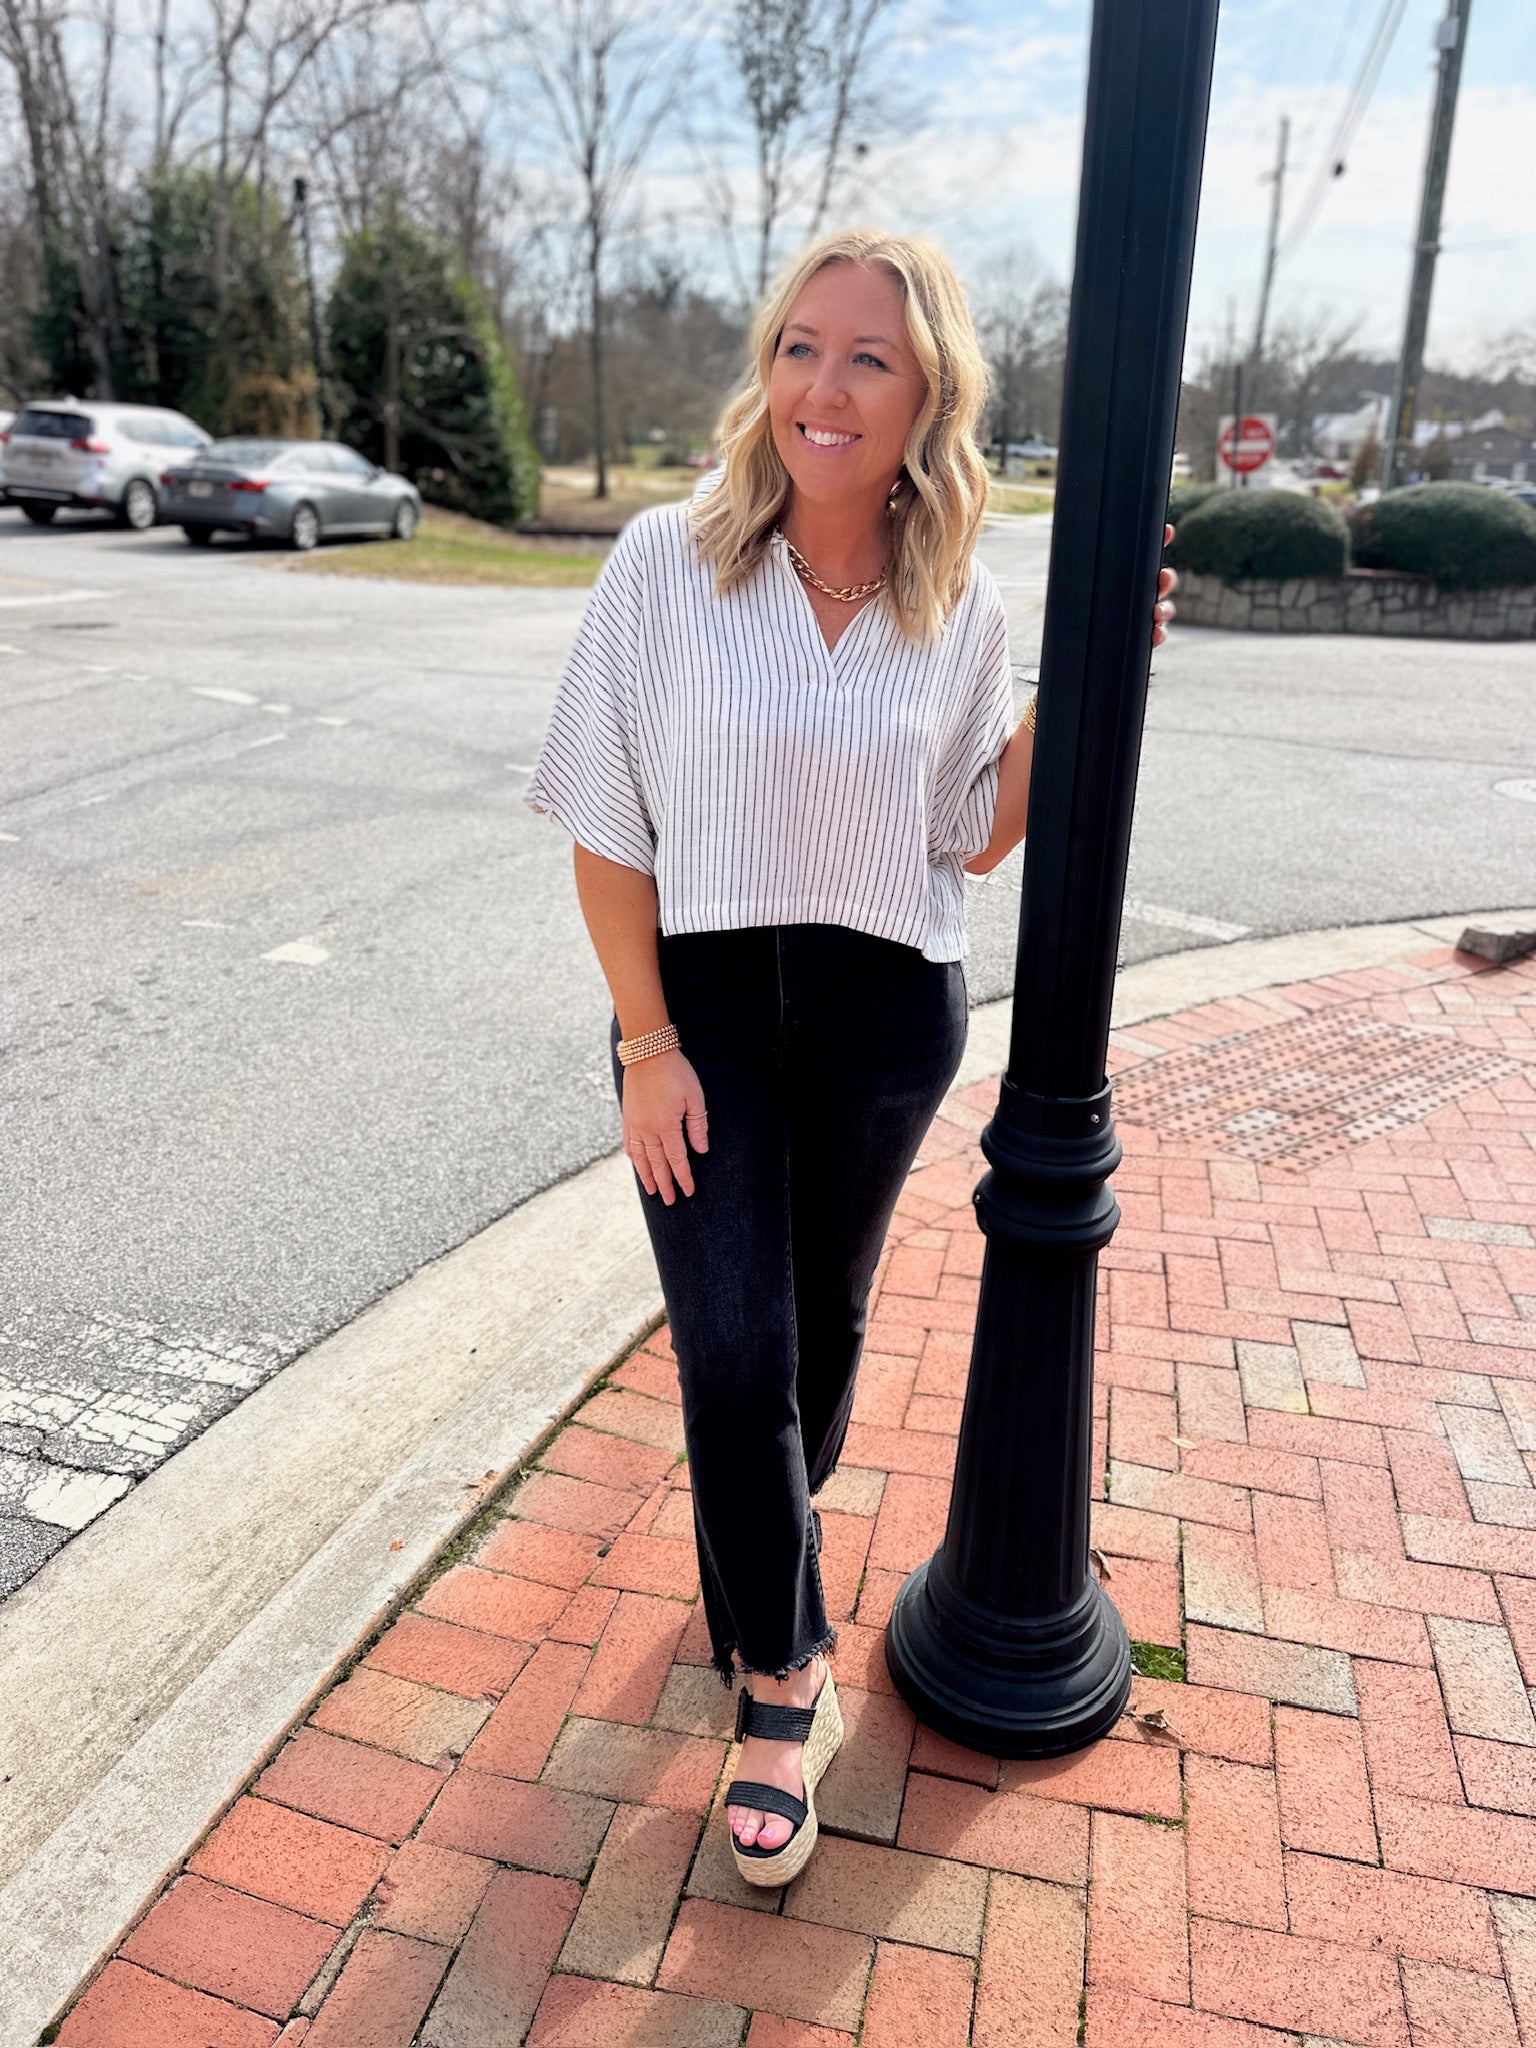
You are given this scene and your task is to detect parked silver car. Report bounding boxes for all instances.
[159,439,422,549]
[1,400,210,528]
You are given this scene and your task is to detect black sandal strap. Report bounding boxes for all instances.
[725,1778,808,1836]
[735,1690,819,1744]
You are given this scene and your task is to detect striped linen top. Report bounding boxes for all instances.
[522,498,1017,963]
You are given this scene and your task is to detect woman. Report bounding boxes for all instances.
[524,226,1175,1886]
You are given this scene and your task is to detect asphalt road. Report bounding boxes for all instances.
[2,508,1533,1598]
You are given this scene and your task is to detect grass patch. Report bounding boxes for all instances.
[283,507,607,588]
[1130,1640,1186,1683]
[988,483,1055,517]
[536,463,697,533]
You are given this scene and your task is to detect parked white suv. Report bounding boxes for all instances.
[1,401,211,529]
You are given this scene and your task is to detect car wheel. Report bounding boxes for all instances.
[290,501,321,552]
[391,500,420,541]
[21,503,58,525]
[182,525,214,546]
[121,479,158,531]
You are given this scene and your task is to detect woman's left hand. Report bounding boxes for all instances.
[1154,522,1178,648]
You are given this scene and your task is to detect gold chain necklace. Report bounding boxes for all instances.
[778,529,888,603]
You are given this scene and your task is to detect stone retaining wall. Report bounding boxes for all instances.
[1175,568,1535,639]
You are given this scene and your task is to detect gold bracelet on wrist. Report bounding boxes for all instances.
[616,1022,680,1066]
[1023,692,1038,734]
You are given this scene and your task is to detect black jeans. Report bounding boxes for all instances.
[609,922,968,1685]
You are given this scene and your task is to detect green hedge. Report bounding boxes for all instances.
[1167,481,1222,530]
[1167,490,1348,581]
[1347,482,1536,590]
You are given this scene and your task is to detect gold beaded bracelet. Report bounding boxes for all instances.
[1023,691,1038,734]
[616,1022,680,1066]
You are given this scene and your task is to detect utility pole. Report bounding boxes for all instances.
[1382,0,1472,493]
[1229,116,1287,490]
[1250,115,1289,376]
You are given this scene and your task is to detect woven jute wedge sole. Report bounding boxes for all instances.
[730,1671,845,1888]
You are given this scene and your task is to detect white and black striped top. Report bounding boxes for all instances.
[522,498,1016,963]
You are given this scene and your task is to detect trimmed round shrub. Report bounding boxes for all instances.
[1167,481,1222,530]
[1167,490,1347,581]
[1347,481,1536,590]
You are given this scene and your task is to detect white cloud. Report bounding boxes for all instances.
[633,2,1533,368]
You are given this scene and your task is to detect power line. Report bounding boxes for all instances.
[1279,0,1409,262]
[1290,0,1366,172]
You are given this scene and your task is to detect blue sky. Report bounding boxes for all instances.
[681,0,1535,369]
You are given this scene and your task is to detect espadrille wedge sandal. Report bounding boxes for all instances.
[726,1665,844,1887]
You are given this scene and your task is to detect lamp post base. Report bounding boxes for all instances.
[885,1551,1131,1760]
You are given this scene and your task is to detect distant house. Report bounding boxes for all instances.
[1450,416,1536,484]
[1313,395,1390,460]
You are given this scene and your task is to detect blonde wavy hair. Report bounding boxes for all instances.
[686,227,991,643]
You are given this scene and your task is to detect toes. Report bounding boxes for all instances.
[728,1805,761,1845]
[757,1814,791,1849]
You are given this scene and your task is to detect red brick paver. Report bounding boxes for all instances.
[57,949,1536,2042]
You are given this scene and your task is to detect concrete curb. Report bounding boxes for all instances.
[6,900,1534,2043]
[0,1146,659,2048]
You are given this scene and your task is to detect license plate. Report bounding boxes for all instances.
[189,481,213,499]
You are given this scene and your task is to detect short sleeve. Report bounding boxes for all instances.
[522,528,656,874]
[928,575,1016,868]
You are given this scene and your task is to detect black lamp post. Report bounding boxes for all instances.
[884,0,1221,1757]
[290,150,331,437]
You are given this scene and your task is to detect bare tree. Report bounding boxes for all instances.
[1266,307,1365,456]
[0,0,131,390]
[706,0,895,302]
[1177,304,1363,477]
[731,0,812,298]
[1479,319,1536,393]
[802,0,890,238]
[504,0,689,498]
[971,244,1068,465]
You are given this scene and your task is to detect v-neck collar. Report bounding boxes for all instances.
[770,530,885,667]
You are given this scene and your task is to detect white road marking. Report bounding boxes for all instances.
[0,642,21,653]
[76,794,110,807]
[181,919,231,930]
[25,1467,133,1531]
[506,762,536,774]
[260,702,292,715]
[313,715,351,727]
[263,937,330,966]
[0,831,19,842]
[242,733,287,750]
[1495,779,1536,804]
[1123,898,1251,941]
[79,664,116,675]
[0,588,107,608]
[190,686,260,706]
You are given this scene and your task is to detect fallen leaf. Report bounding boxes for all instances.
[1125,1701,1180,1742]
[1090,1547,1113,1580]
[388,1539,403,1552]
[1167,1435,1199,1450]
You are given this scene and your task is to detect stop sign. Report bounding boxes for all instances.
[1218,415,1276,475]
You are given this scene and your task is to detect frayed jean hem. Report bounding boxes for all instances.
[715,1621,840,1689]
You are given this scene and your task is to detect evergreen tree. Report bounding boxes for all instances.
[119,169,314,433]
[327,214,537,525]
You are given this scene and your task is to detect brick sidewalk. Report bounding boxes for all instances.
[56,946,1536,2048]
